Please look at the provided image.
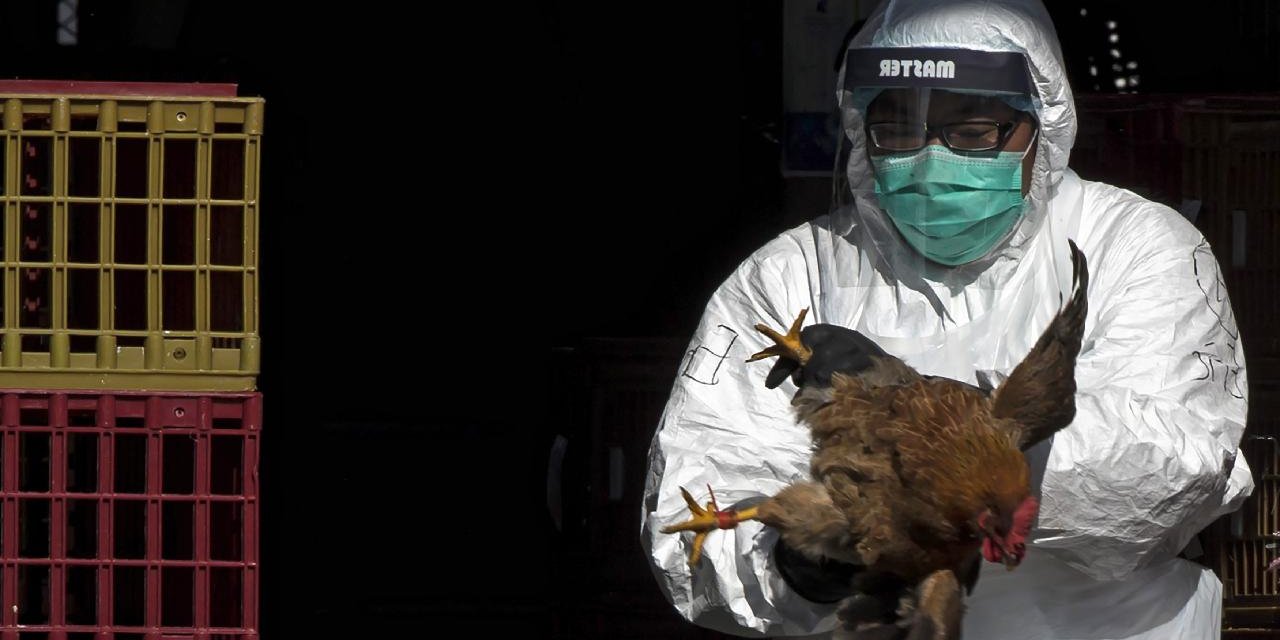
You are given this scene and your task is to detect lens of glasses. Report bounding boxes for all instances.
[869,123,927,151]
[942,122,1002,151]
[869,122,1004,152]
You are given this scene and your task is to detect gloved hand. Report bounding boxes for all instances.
[773,537,861,603]
[763,324,890,390]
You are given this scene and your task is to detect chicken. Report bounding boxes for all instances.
[661,241,1089,639]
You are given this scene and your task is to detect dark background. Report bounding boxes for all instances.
[0,0,1275,637]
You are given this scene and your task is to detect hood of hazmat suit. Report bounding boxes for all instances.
[641,0,1254,638]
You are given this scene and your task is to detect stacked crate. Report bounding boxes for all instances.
[548,338,735,639]
[0,81,262,639]
[1178,97,1280,357]
[1072,93,1182,208]
[1172,95,1280,637]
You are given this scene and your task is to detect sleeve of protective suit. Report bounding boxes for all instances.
[640,238,842,637]
[1032,192,1254,581]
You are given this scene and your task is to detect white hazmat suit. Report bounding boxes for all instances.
[640,1,1254,638]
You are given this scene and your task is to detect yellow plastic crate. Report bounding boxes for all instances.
[0,81,260,391]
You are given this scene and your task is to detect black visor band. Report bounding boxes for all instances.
[845,47,1033,95]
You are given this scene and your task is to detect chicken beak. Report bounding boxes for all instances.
[1000,541,1023,571]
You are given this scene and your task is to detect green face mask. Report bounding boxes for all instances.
[871,144,1029,266]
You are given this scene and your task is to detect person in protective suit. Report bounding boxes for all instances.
[640,0,1253,638]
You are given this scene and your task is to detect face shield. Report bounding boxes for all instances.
[864,88,1039,265]
[828,47,1043,289]
[815,44,1070,369]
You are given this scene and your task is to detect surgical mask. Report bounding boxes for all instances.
[871,140,1033,266]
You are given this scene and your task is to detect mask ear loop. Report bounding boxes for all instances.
[1016,110,1041,162]
[1020,127,1040,161]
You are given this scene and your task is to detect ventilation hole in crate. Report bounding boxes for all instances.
[162,501,194,560]
[67,499,98,558]
[113,500,146,559]
[19,499,50,558]
[66,564,97,624]
[19,433,50,492]
[67,432,98,492]
[113,434,146,493]
[161,566,195,627]
[113,565,145,626]
[17,564,48,624]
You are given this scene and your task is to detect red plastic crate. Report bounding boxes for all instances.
[0,390,259,639]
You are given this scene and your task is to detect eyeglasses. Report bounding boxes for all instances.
[866,118,1030,153]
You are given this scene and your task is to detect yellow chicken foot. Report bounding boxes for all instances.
[661,485,760,567]
[747,308,812,365]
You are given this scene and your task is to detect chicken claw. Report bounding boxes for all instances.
[747,308,813,365]
[661,485,760,567]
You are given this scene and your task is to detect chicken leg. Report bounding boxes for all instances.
[661,485,760,567]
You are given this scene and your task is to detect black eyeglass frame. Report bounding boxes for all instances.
[865,113,1036,153]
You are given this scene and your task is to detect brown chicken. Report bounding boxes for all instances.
[662,241,1089,640]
